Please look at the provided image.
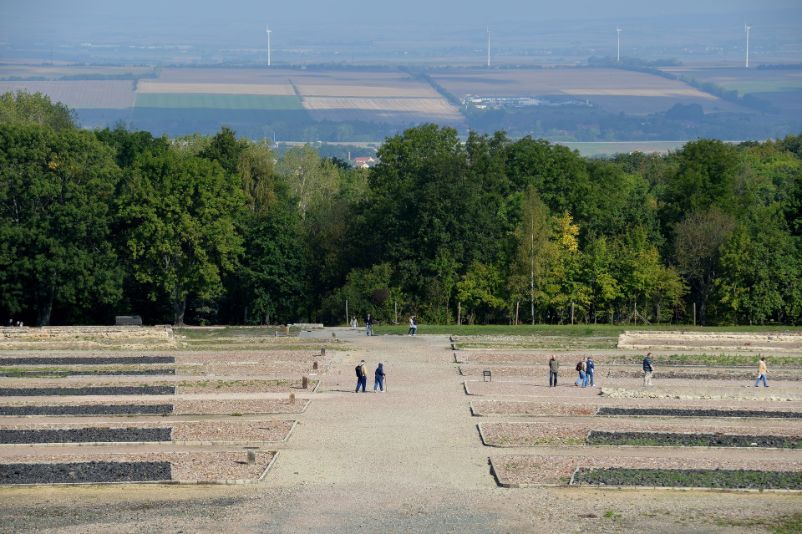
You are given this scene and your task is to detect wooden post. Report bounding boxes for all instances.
[693,302,696,326]
[515,301,520,325]
[302,376,309,389]
[571,302,574,325]
[457,302,462,326]
[312,361,318,370]
[289,393,295,403]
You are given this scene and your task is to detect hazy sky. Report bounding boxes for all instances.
[2,0,800,44]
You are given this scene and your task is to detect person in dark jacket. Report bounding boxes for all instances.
[549,356,560,387]
[374,362,386,392]
[365,314,375,336]
[642,353,654,386]
[355,360,367,392]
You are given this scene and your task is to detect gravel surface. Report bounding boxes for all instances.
[586,430,802,448]
[0,461,172,484]
[1,450,275,483]
[602,385,802,401]
[0,420,295,443]
[0,356,175,365]
[459,364,802,381]
[0,369,176,377]
[0,427,171,444]
[179,379,317,394]
[174,399,308,415]
[491,454,802,486]
[472,401,595,417]
[479,419,802,447]
[0,404,173,416]
[572,467,802,489]
[0,386,175,397]
[597,407,802,418]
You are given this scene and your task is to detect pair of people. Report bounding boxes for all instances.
[408,316,417,336]
[355,360,386,392]
[574,357,595,387]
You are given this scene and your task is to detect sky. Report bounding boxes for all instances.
[2,0,800,44]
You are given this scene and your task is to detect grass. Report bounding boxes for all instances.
[135,93,303,110]
[372,324,802,337]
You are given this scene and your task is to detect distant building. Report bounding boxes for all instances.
[353,156,378,169]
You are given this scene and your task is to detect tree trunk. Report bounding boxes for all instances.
[36,282,55,326]
[173,296,186,326]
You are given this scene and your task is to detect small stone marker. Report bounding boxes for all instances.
[302,376,309,389]
[312,361,319,370]
[245,447,258,464]
[483,369,492,382]
[289,393,296,403]
[321,347,326,357]
[285,325,290,335]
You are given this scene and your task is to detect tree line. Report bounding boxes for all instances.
[1,91,801,326]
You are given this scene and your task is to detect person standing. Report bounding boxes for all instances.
[755,356,768,387]
[642,353,654,386]
[351,316,358,330]
[585,356,596,387]
[549,356,559,387]
[408,316,417,336]
[365,314,374,336]
[355,360,367,392]
[374,362,386,392]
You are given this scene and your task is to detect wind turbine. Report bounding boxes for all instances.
[486,28,491,68]
[616,28,622,63]
[744,24,751,68]
[266,25,272,67]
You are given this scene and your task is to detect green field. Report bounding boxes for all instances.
[135,93,303,110]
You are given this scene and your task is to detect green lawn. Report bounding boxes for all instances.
[370,324,802,337]
[135,93,303,110]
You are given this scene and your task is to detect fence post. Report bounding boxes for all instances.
[457,302,462,326]
[693,302,696,326]
[571,302,575,325]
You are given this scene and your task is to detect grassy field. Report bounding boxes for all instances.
[0,80,135,108]
[372,324,802,337]
[134,93,303,110]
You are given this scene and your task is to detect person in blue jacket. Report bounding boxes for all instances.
[586,356,596,387]
[374,362,386,392]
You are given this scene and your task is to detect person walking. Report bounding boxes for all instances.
[755,356,768,387]
[642,352,654,386]
[585,356,596,387]
[408,316,417,336]
[575,359,586,387]
[549,356,559,387]
[365,314,374,336]
[374,362,386,392]
[350,316,358,330]
[355,360,367,392]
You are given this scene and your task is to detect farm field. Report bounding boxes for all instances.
[431,67,743,114]
[135,93,303,110]
[662,66,802,113]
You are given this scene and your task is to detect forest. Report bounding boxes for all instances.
[1,91,801,326]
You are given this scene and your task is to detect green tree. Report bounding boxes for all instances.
[456,261,507,324]
[117,148,244,325]
[0,91,76,131]
[0,124,122,325]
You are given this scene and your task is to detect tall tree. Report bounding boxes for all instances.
[0,124,121,325]
[117,148,244,325]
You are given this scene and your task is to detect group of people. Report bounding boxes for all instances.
[548,356,596,388]
[355,359,386,392]
[549,352,770,388]
[354,314,417,337]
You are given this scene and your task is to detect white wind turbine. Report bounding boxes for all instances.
[486,28,491,67]
[745,24,751,68]
[266,25,272,67]
[616,27,622,63]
